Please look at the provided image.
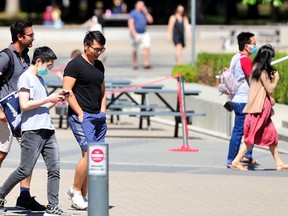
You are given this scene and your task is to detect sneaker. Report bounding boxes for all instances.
[15,196,46,211]
[83,196,88,203]
[65,188,87,210]
[0,199,7,215]
[44,205,70,216]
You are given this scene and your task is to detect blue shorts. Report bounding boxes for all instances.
[68,111,107,151]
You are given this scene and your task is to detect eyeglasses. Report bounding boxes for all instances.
[89,45,106,53]
[24,33,35,38]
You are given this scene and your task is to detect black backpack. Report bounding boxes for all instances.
[0,48,15,90]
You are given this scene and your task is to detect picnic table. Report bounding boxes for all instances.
[106,85,205,137]
[43,77,206,137]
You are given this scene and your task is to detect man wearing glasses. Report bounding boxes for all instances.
[0,19,46,211]
[63,31,107,210]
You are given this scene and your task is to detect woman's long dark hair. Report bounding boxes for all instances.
[252,44,275,81]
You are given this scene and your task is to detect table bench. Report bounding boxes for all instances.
[106,87,205,137]
[103,13,129,27]
[106,110,205,137]
[222,29,280,50]
[44,77,206,136]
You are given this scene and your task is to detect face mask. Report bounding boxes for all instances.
[37,68,49,77]
[248,44,257,54]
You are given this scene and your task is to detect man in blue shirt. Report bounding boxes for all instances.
[128,1,153,70]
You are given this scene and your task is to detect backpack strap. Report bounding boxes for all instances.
[0,48,15,90]
[230,53,250,86]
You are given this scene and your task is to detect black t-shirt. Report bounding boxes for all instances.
[64,56,105,114]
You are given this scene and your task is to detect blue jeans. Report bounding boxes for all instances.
[227,102,253,165]
[0,129,60,206]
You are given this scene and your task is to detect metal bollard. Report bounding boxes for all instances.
[178,76,188,145]
[88,143,109,216]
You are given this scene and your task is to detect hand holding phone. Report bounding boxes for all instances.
[59,89,72,99]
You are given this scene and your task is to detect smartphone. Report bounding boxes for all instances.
[223,101,233,112]
[60,89,72,97]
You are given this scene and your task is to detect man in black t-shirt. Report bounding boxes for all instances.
[63,31,107,210]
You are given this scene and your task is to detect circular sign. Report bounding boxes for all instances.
[91,148,104,163]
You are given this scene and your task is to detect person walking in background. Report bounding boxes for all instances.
[63,31,107,210]
[0,46,70,215]
[112,0,127,14]
[128,1,153,70]
[226,32,259,169]
[231,44,288,171]
[52,5,64,29]
[0,19,46,211]
[82,9,104,33]
[167,4,191,65]
[42,6,53,26]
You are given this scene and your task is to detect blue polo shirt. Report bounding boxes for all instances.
[129,9,147,34]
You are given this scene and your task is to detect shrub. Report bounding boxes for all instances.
[196,53,234,86]
[172,51,288,105]
[171,64,199,83]
[272,51,288,104]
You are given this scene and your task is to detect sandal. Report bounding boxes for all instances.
[277,164,288,171]
[241,157,260,165]
[229,162,248,171]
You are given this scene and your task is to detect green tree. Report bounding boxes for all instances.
[243,0,282,6]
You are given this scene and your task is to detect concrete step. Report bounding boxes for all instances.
[282,120,288,129]
[277,127,288,142]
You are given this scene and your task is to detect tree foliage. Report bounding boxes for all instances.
[242,0,282,6]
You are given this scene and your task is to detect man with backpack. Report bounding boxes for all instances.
[0,19,46,211]
[226,32,259,169]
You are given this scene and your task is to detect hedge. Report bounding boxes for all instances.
[172,52,288,104]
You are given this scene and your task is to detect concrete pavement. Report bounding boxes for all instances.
[1,25,288,216]
[2,116,288,216]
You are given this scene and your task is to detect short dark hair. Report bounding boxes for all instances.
[10,19,33,43]
[84,31,106,46]
[31,46,57,64]
[237,32,255,51]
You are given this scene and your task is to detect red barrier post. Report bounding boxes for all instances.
[169,76,199,152]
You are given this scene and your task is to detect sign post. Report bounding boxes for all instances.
[191,0,196,66]
[88,143,109,216]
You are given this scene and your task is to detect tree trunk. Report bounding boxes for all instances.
[67,0,81,22]
[247,4,259,19]
[225,0,238,24]
[5,0,20,17]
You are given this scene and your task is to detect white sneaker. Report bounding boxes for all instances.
[65,188,87,210]
[83,196,88,203]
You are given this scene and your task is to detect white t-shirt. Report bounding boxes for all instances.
[17,71,55,131]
